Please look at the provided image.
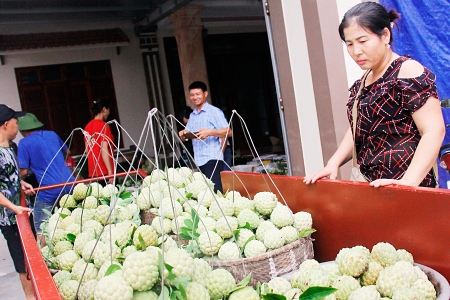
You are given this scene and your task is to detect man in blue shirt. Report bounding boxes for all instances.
[17,113,74,242]
[179,81,232,192]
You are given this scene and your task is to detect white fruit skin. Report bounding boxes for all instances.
[264,228,285,249]
[94,275,134,300]
[244,240,267,258]
[198,231,223,256]
[122,251,159,291]
[218,242,240,260]
[205,269,237,299]
[186,282,211,300]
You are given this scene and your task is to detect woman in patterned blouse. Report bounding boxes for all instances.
[304,2,445,187]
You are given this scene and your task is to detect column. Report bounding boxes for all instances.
[169,5,210,106]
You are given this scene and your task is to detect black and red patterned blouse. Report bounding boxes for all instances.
[347,56,438,187]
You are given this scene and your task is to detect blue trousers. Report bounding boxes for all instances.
[200,160,224,193]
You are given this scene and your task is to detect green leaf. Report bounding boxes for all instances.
[186,193,192,199]
[115,240,120,248]
[100,199,110,206]
[42,209,52,217]
[119,191,133,199]
[237,272,252,287]
[239,222,252,230]
[178,232,193,241]
[299,228,316,238]
[59,213,68,219]
[138,233,147,251]
[66,233,76,242]
[104,264,121,276]
[158,286,170,300]
[262,294,286,300]
[299,287,337,300]
[184,219,194,229]
[87,185,92,196]
[240,235,255,256]
[164,263,174,272]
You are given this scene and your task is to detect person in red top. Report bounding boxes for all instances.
[84,99,115,183]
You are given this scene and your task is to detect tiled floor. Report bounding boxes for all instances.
[0,231,26,300]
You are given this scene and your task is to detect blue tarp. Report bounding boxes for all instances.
[379,0,450,187]
[380,0,450,99]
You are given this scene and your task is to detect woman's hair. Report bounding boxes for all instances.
[91,99,110,116]
[338,2,400,44]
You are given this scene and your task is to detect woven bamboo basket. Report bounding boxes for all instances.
[209,236,314,287]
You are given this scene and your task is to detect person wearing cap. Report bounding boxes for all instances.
[17,113,75,244]
[0,104,36,299]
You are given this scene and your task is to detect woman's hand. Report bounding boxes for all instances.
[21,180,35,196]
[303,165,339,184]
[369,178,414,188]
[12,204,31,216]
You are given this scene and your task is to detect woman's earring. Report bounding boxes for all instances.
[386,43,391,49]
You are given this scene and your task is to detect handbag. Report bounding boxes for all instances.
[350,71,370,182]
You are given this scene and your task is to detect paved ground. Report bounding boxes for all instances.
[0,231,26,300]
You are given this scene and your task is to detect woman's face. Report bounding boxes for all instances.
[102,107,110,120]
[343,21,390,71]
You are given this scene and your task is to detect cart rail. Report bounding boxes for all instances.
[17,170,147,299]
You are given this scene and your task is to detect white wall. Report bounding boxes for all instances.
[0,21,150,150]
[336,0,364,87]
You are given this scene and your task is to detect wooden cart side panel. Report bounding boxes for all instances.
[221,171,450,280]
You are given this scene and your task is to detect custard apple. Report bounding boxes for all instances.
[371,242,398,267]
[71,261,98,284]
[73,183,89,201]
[229,286,260,300]
[348,286,381,300]
[71,208,95,224]
[253,191,278,215]
[397,249,414,264]
[198,231,223,256]
[81,219,103,235]
[218,242,240,260]
[392,287,425,300]
[186,180,209,198]
[293,211,312,232]
[209,198,234,220]
[94,205,114,225]
[233,196,254,216]
[264,228,285,249]
[291,267,330,291]
[281,226,299,244]
[101,183,118,199]
[133,224,158,249]
[163,247,194,284]
[412,278,436,300]
[64,223,81,236]
[94,274,133,300]
[122,250,160,291]
[268,277,292,294]
[158,197,183,219]
[88,182,103,199]
[360,261,384,286]
[53,270,72,287]
[284,288,302,300]
[338,248,369,277]
[236,228,255,248]
[237,209,260,229]
[151,216,172,235]
[298,259,321,270]
[376,265,410,298]
[57,250,80,271]
[215,216,238,239]
[60,194,77,208]
[256,220,276,241]
[204,268,237,299]
[332,275,361,299]
[197,188,217,208]
[270,204,294,228]
[191,257,212,284]
[186,281,211,300]
[244,239,266,258]
[59,279,79,300]
[78,279,97,300]
[82,196,99,209]
[93,241,121,268]
[53,240,73,256]
[197,217,217,234]
[133,290,159,300]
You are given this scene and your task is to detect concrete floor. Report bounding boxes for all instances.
[0,231,26,300]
